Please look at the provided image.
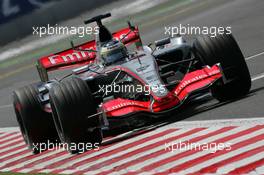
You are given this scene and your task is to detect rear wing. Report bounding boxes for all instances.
[37,26,142,82]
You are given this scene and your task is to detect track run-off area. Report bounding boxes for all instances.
[0,118,264,174]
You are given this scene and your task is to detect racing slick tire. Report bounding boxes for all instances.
[49,77,102,154]
[193,32,251,101]
[13,84,59,154]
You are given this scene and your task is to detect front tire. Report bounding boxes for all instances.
[193,33,251,101]
[49,77,102,154]
[13,84,59,154]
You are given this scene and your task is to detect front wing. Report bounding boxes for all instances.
[102,64,222,117]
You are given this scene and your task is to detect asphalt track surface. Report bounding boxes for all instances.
[0,0,264,128]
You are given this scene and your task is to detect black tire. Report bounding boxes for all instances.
[193,33,251,101]
[13,84,59,154]
[49,77,102,154]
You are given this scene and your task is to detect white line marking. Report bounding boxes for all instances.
[77,128,207,171]
[217,151,264,174]
[0,128,19,132]
[0,133,13,139]
[0,104,12,109]
[32,153,73,169]
[0,147,28,159]
[0,0,170,62]
[0,133,21,143]
[246,51,264,61]
[55,127,183,169]
[16,168,32,173]
[176,129,264,174]
[248,171,259,175]
[0,121,263,173]
[179,140,264,174]
[0,142,25,154]
[252,72,264,81]
[38,169,56,173]
[165,117,264,128]
[83,170,105,175]
[1,150,63,171]
[0,51,263,172]
[79,127,231,174]
[114,126,253,174]
[0,152,32,168]
[0,138,23,148]
[59,169,80,174]
[1,118,264,135]
[255,165,264,174]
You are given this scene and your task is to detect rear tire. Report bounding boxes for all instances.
[13,84,59,154]
[193,33,251,101]
[49,77,102,154]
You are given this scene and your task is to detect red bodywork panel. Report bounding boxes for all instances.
[39,27,141,72]
[38,25,222,118]
[102,65,222,117]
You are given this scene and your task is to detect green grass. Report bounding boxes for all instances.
[0,172,57,175]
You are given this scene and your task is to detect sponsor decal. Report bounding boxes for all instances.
[175,68,220,95]
[107,101,146,111]
[48,49,95,65]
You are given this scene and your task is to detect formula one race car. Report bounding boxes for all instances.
[13,13,251,154]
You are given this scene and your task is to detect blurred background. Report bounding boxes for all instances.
[1,0,264,127]
[0,0,120,45]
[0,0,170,62]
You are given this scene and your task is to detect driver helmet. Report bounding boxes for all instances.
[100,40,127,65]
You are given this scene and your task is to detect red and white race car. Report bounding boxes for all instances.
[13,13,251,154]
